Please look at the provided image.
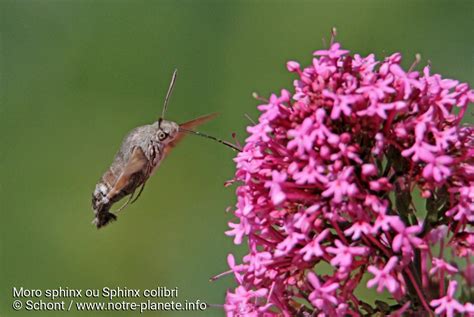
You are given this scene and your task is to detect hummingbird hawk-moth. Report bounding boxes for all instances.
[92,69,238,228]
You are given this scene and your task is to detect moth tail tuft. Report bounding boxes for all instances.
[92,182,117,228]
[92,211,117,229]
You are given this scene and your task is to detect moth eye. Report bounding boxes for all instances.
[158,131,167,141]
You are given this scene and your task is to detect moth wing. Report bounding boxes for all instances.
[107,146,149,199]
[179,112,219,130]
[163,112,219,157]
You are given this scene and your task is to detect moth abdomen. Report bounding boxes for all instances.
[92,180,111,208]
[92,169,148,228]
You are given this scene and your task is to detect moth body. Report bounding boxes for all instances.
[92,120,179,228]
[90,69,230,229]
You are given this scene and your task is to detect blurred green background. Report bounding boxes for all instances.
[0,0,472,316]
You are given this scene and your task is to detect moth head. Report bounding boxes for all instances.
[155,118,179,143]
[153,69,179,144]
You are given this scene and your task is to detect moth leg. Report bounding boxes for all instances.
[106,146,148,200]
[113,191,136,214]
[130,182,146,204]
[111,178,145,213]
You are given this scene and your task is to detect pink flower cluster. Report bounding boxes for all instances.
[223,42,473,316]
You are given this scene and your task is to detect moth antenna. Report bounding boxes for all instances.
[161,68,178,120]
[179,127,241,152]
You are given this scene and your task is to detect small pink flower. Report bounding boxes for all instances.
[357,76,395,100]
[389,64,424,99]
[257,90,291,122]
[225,286,270,317]
[357,100,405,119]
[227,254,247,283]
[313,42,349,59]
[369,177,393,191]
[287,117,317,156]
[312,58,336,78]
[361,164,377,177]
[446,185,474,222]
[307,272,339,310]
[322,167,358,203]
[292,157,328,185]
[246,120,272,143]
[326,240,368,270]
[286,61,300,72]
[225,217,251,245]
[322,90,359,119]
[344,220,372,240]
[299,229,329,261]
[401,122,437,162]
[391,221,424,254]
[429,257,458,276]
[422,155,453,182]
[367,257,400,293]
[371,209,400,234]
[264,171,287,205]
[275,230,306,256]
[243,251,273,277]
[430,281,465,317]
